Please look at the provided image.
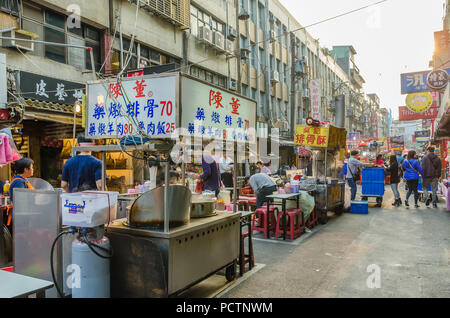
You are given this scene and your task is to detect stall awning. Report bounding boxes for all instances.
[13,99,81,126]
[433,84,450,141]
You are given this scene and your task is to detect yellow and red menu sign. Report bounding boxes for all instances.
[294,125,346,148]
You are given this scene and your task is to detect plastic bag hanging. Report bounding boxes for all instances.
[0,128,22,163]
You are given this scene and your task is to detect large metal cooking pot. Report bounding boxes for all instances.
[190,194,216,218]
[126,185,192,229]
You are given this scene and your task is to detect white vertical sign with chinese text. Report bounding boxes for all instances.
[86,74,177,139]
[310,80,321,121]
[180,76,257,143]
[0,53,6,109]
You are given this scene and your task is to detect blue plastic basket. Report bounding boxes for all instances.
[362,168,385,183]
[417,183,436,191]
[351,200,369,214]
[362,183,385,196]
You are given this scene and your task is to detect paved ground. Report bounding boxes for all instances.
[214,183,450,298]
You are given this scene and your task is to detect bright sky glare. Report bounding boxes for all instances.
[279,0,445,120]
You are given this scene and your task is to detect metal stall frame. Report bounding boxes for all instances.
[80,71,258,235]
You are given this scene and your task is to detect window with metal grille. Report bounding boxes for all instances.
[21,2,101,71]
[0,0,19,15]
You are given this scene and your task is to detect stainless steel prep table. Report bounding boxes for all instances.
[105,212,241,297]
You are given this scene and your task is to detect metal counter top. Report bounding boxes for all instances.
[107,212,242,239]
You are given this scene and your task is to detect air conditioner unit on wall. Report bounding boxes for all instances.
[229,79,237,91]
[271,71,280,84]
[213,31,225,52]
[294,60,305,75]
[303,88,309,98]
[347,108,354,117]
[228,26,237,40]
[270,30,276,42]
[240,47,250,60]
[198,26,213,45]
[225,40,235,57]
[1,29,36,52]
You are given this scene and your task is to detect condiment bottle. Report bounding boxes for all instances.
[3,180,10,196]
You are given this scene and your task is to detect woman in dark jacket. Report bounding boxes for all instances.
[386,154,401,206]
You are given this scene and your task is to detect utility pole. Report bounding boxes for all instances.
[235,0,241,94]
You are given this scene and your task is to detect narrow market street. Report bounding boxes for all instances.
[179,184,450,298]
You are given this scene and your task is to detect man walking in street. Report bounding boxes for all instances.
[421,146,441,208]
[346,150,372,201]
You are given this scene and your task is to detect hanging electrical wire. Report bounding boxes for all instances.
[165,0,389,75]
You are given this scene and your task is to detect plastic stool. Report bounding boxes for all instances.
[275,208,304,240]
[251,206,278,238]
[238,230,254,274]
[306,208,318,228]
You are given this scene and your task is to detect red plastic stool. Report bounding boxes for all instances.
[275,209,304,240]
[0,266,13,272]
[306,209,319,228]
[251,206,278,238]
[238,230,254,274]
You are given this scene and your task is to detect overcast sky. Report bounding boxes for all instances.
[279,0,445,119]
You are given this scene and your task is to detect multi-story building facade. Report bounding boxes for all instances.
[0,0,382,178]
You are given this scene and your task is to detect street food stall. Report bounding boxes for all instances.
[294,124,347,224]
[78,72,257,297]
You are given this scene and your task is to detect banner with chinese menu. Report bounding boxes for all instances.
[86,74,177,139]
[180,75,257,143]
[294,125,346,148]
[310,80,321,120]
[398,106,439,121]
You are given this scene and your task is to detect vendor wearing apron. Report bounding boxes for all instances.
[7,158,35,231]
[9,158,34,202]
[61,135,103,193]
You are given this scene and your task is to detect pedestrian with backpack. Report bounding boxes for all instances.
[402,150,425,208]
[421,146,442,208]
[386,154,402,206]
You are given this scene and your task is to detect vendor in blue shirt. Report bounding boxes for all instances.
[61,135,104,193]
[9,157,34,203]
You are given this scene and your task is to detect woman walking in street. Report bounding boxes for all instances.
[386,154,401,206]
[402,150,424,208]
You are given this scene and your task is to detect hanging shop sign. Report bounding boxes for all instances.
[19,71,85,105]
[371,113,378,139]
[398,106,439,121]
[401,68,450,94]
[0,53,6,109]
[310,80,321,121]
[405,92,433,113]
[294,125,346,148]
[389,135,405,151]
[86,74,177,139]
[180,75,257,143]
[427,69,449,91]
[346,132,360,150]
[414,130,430,143]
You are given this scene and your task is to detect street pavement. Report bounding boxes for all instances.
[217,182,450,298]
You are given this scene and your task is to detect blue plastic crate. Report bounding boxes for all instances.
[362,183,385,196]
[351,200,369,214]
[362,168,385,183]
[417,183,436,191]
